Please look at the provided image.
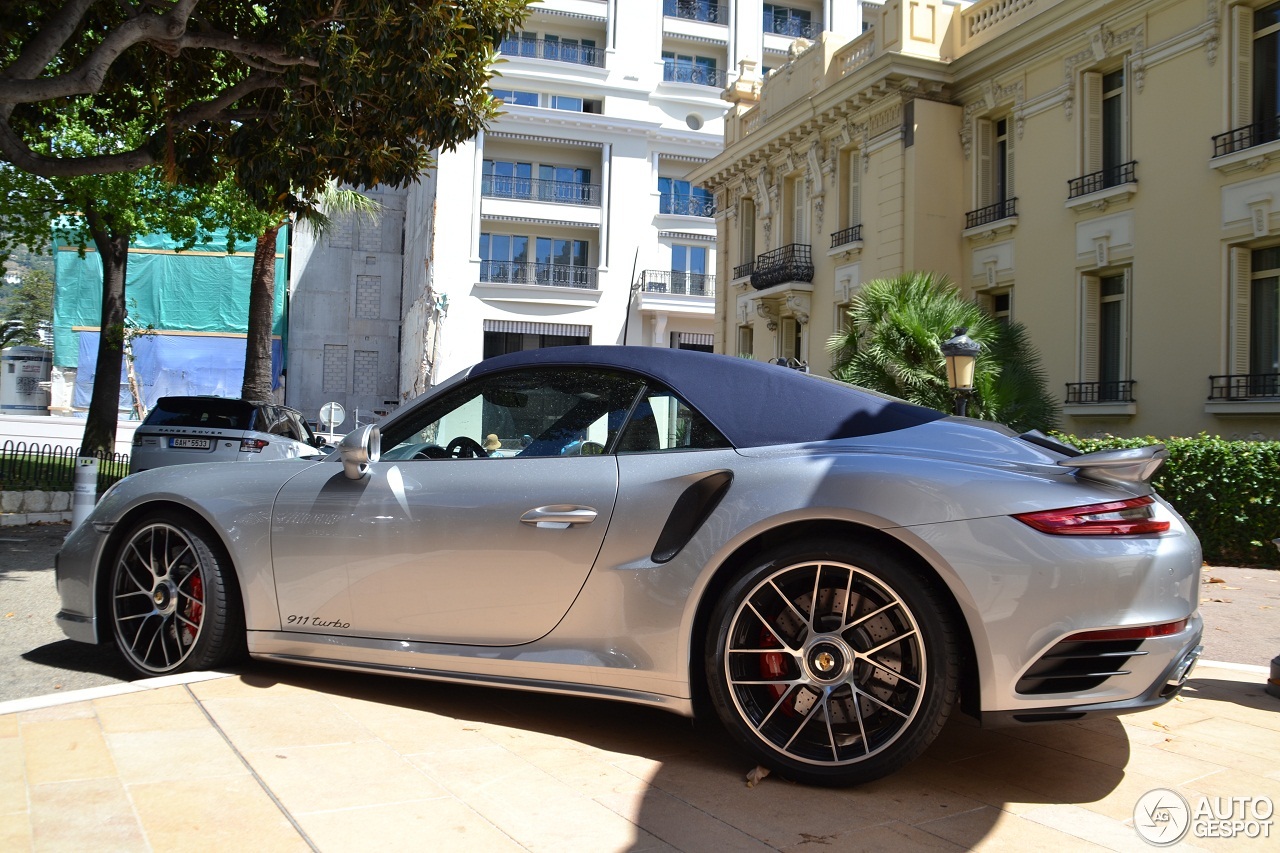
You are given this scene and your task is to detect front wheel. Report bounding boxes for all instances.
[705,539,959,786]
[108,513,244,677]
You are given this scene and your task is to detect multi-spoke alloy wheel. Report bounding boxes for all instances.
[109,515,242,677]
[706,540,958,786]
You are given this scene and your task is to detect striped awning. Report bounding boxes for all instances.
[484,320,591,337]
[677,332,714,346]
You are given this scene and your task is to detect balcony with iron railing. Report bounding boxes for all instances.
[1067,161,1137,199]
[764,14,819,39]
[750,244,814,290]
[498,36,604,67]
[659,192,716,217]
[965,197,1017,229]
[480,261,598,289]
[663,0,727,25]
[662,61,728,88]
[1213,116,1280,158]
[1208,373,1280,401]
[1065,380,1136,404]
[641,269,715,297]
[481,176,601,206]
[733,261,755,280]
[830,225,862,249]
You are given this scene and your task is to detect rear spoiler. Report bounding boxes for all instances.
[1018,430,1167,489]
[1062,444,1167,489]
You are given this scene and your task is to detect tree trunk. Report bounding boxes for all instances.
[79,204,129,457]
[241,221,281,402]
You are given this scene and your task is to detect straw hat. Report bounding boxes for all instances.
[483,433,501,451]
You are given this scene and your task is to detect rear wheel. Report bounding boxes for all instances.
[108,513,244,677]
[705,539,958,786]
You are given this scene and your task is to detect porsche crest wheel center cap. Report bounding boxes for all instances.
[805,640,850,683]
[152,581,177,615]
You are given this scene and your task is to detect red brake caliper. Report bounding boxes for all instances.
[182,574,203,645]
[759,629,789,702]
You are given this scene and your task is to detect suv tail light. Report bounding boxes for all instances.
[240,438,270,453]
[1014,495,1169,535]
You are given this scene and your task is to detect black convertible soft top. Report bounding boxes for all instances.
[468,346,943,448]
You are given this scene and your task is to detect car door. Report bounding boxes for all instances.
[269,366,646,646]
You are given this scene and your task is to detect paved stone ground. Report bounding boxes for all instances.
[2,522,1277,706]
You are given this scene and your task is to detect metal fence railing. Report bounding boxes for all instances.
[0,440,130,494]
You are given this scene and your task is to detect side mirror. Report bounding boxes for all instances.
[339,424,381,479]
[312,435,328,449]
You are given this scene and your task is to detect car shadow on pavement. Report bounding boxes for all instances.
[21,638,137,682]
[220,661,1134,850]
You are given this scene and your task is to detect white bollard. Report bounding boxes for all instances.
[70,456,99,533]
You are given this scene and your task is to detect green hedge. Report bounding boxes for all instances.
[1056,434,1280,567]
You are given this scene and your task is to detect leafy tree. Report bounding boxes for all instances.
[0,108,261,455]
[827,271,1059,432]
[1,0,531,210]
[0,268,54,346]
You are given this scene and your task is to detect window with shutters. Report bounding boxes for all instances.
[966,116,1016,228]
[788,173,809,246]
[779,316,803,364]
[831,148,862,248]
[1068,270,1133,405]
[1220,247,1280,398]
[739,197,756,269]
[1069,67,1135,199]
[1215,2,1280,156]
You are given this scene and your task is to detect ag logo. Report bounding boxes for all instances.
[1134,788,1191,846]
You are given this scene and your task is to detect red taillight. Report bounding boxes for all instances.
[1063,619,1188,642]
[1014,495,1169,535]
[239,438,269,453]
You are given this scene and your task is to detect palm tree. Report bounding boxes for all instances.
[827,271,1059,432]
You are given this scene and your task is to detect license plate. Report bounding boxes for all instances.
[170,437,211,449]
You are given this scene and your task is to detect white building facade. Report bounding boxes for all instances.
[289,0,872,422]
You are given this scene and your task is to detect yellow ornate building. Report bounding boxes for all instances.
[693,0,1280,438]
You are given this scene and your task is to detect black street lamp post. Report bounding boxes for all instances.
[940,326,981,417]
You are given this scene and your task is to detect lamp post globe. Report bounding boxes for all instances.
[940,326,981,417]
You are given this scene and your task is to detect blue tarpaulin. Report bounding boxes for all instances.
[74,332,284,414]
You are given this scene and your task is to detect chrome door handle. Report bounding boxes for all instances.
[520,505,598,529]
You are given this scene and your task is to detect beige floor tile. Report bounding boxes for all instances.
[1154,733,1280,779]
[1182,768,1280,803]
[0,715,18,739]
[594,786,773,852]
[93,686,212,733]
[946,737,1125,806]
[780,819,968,852]
[0,812,31,851]
[906,755,1055,817]
[106,727,248,785]
[1001,720,1136,768]
[28,777,146,851]
[129,775,309,852]
[0,737,27,815]
[614,754,895,848]
[1170,716,1280,756]
[243,741,448,814]
[855,760,990,825]
[22,717,117,785]
[1120,741,1230,786]
[474,739,652,797]
[1021,802,1152,852]
[411,745,650,852]
[1072,766,1218,823]
[194,693,374,751]
[918,805,1111,851]
[17,701,95,723]
[299,798,526,853]
[328,698,496,755]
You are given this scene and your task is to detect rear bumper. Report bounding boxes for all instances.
[980,630,1204,726]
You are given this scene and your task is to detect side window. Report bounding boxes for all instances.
[616,387,730,453]
[380,368,646,460]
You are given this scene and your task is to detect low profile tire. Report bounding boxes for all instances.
[705,539,959,786]
[108,513,245,677]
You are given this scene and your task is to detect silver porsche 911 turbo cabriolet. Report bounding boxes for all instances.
[56,346,1203,786]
